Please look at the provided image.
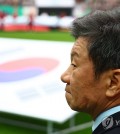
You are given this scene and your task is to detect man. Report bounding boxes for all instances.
[61,8,120,134]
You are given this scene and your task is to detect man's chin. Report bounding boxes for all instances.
[68,102,86,112]
[68,102,80,112]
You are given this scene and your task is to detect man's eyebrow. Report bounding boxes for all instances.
[71,51,79,61]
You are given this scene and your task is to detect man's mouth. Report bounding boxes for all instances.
[65,86,71,94]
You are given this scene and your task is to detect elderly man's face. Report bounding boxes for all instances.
[61,37,108,118]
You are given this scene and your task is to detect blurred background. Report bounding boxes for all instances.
[0,0,120,134]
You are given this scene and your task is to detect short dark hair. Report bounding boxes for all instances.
[70,8,120,78]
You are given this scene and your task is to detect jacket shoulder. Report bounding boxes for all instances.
[103,126,120,134]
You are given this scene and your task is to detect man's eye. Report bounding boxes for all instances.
[71,64,76,67]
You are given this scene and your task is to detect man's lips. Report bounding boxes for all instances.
[65,86,71,94]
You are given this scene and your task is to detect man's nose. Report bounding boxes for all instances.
[61,70,70,84]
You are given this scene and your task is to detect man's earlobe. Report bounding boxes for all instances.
[106,70,120,97]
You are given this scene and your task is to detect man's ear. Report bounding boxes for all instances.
[106,69,120,97]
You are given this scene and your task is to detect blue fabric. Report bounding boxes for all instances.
[92,106,120,131]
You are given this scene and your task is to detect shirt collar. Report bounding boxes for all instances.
[92,105,120,131]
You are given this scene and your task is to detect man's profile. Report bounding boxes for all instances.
[61,8,120,134]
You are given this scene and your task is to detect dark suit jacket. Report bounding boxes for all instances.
[93,126,120,134]
[92,111,120,134]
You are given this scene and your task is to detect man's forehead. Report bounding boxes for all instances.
[72,37,89,52]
